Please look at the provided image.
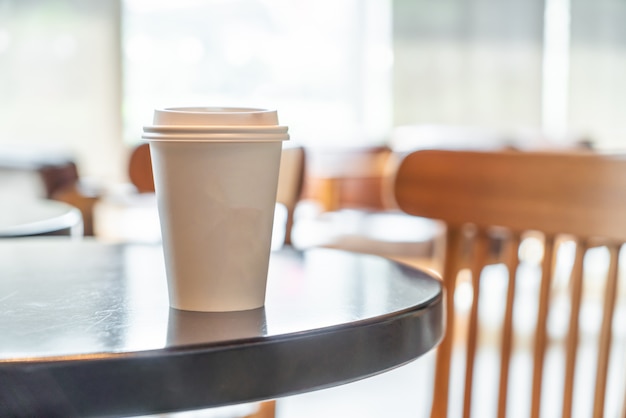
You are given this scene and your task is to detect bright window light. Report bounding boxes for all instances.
[121,0,393,148]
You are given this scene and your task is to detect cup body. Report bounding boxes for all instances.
[143,107,288,312]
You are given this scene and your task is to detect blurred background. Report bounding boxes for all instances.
[2,2,626,416]
[1,0,625,186]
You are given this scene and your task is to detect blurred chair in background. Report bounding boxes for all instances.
[0,145,86,238]
[394,149,626,418]
[274,145,306,245]
[293,145,443,273]
[294,127,598,276]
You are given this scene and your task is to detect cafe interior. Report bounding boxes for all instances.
[1,0,626,417]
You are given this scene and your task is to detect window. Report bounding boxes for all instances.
[122,0,393,148]
[568,0,626,150]
[0,0,122,181]
[392,0,545,137]
[2,0,625,184]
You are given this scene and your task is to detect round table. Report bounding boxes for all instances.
[0,198,83,237]
[0,238,443,417]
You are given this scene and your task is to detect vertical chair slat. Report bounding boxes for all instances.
[622,383,626,418]
[593,244,620,418]
[531,235,556,418]
[562,240,587,418]
[431,227,465,418]
[462,231,490,418]
[497,233,521,418]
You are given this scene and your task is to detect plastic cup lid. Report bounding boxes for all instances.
[152,107,280,126]
[142,107,289,142]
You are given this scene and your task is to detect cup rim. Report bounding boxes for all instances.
[142,132,289,142]
[158,107,276,115]
[152,107,281,127]
[143,125,288,133]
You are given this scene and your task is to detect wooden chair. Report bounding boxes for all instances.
[274,145,307,245]
[393,149,626,418]
[293,145,442,269]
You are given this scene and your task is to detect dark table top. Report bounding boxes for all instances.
[0,238,443,417]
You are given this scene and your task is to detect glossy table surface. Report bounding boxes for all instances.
[0,238,443,417]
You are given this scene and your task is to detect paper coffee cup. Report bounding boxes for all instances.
[142,107,289,312]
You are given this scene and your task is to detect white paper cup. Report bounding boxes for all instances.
[142,107,289,312]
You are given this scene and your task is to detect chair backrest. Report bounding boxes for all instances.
[128,142,155,193]
[302,145,392,212]
[275,146,306,245]
[393,149,626,418]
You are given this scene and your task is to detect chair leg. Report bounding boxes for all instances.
[244,401,276,418]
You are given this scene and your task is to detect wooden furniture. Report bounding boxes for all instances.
[0,146,79,200]
[0,198,83,237]
[294,145,441,268]
[128,142,156,193]
[302,145,394,213]
[0,238,443,417]
[275,146,306,245]
[393,150,626,418]
[0,145,103,236]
